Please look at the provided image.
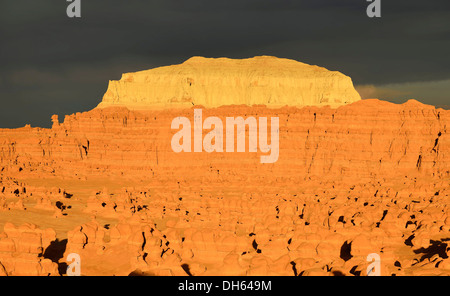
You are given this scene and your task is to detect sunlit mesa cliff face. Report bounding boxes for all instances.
[1,100,448,180]
[0,57,449,276]
[97,56,361,110]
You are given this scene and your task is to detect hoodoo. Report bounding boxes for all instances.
[97,56,361,110]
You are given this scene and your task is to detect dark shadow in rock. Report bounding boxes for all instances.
[181,263,193,276]
[128,269,156,276]
[404,234,414,247]
[349,265,361,276]
[413,239,448,262]
[43,239,68,276]
[290,261,298,276]
[340,241,352,261]
[331,270,345,276]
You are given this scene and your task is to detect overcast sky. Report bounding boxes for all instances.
[0,0,449,128]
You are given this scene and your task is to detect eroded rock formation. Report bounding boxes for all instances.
[0,223,59,276]
[0,57,448,276]
[97,56,361,109]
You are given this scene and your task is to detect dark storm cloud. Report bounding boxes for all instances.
[0,0,449,128]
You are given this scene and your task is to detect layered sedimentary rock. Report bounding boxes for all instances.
[0,99,447,181]
[97,56,361,109]
[0,57,449,276]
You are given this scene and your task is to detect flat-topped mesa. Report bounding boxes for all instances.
[96,56,361,110]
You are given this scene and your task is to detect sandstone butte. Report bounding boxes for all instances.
[0,56,448,276]
[97,56,361,109]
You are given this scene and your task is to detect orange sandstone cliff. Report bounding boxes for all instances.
[0,57,449,276]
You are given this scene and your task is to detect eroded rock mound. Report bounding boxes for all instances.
[0,223,59,276]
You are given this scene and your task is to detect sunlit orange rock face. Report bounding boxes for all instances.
[0,57,449,276]
[98,56,361,109]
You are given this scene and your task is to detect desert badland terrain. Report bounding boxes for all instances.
[0,56,448,276]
